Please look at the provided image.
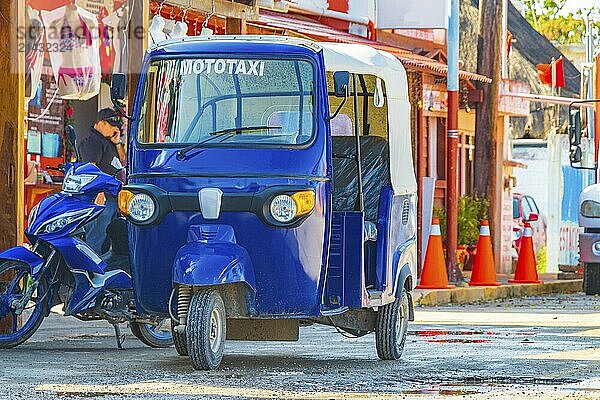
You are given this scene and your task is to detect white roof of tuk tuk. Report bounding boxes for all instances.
[319,43,417,195]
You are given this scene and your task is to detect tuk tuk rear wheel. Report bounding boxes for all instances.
[375,288,409,360]
[186,289,226,370]
[171,318,188,356]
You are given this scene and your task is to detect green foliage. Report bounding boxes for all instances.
[522,0,599,45]
[434,196,490,246]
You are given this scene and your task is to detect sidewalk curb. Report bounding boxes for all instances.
[413,280,583,307]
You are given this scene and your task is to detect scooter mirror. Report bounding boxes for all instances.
[65,125,80,162]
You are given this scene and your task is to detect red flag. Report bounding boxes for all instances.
[536,58,564,88]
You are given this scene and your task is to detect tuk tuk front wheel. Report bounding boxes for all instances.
[186,289,226,370]
[375,288,409,360]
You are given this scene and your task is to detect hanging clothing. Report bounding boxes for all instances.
[102,4,128,74]
[25,6,44,101]
[148,16,168,45]
[41,5,101,100]
[98,6,115,76]
[170,21,189,39]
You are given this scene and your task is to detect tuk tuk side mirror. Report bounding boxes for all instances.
[110,73,134,121]
[328,71,351,121]
[333,71,350,98]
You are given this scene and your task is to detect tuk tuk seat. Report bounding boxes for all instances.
[332,135,391,228]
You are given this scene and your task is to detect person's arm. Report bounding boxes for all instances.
[109,133,126,164]
[114,142,126,164]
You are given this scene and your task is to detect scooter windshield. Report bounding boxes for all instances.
[138,57,316,147]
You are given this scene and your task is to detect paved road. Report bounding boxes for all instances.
[0,293,599,399]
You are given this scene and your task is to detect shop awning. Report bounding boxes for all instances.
[253,11,492,84]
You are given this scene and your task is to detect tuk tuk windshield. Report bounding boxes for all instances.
[138,57,316,147]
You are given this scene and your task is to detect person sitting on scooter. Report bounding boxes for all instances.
[78,108,125,255]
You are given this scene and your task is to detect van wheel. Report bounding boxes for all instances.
[375,288,409,360]
[171,319,188,356]
[186,289,226,370]
[584,263,600,295]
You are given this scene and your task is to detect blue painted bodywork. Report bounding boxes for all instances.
[0,247,45,278]
[1,162,131,316]
[173,225,256,291]
[127,39,417,320]
[375,188,418,303]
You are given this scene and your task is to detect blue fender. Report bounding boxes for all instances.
[173,241,256,292]
[47,236,106,274]
[0,246,45,278]
[391,238,416,321]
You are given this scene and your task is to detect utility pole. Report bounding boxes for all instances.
[0,0,25,334]
[474,0,502,222]
[446,0,460,282]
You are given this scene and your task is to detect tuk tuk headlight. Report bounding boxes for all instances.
[119,190,156,223]
[269,191,315,224]
[270,195,297,223]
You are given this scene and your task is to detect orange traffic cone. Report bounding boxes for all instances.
[469,220,501,286]
[509,223,542,284]
[417,219,455,289]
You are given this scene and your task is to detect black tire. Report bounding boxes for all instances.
[0,261,49,349]
[171,318,188,356]
[186,290,226,370]
[583,263,600,295]
[130,319,173,348]
[375,288,410,360]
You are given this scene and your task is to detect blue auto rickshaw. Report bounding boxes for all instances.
[111,36,418,370]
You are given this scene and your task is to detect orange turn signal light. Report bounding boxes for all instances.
[118,190,134,215]
[291,191,315,217]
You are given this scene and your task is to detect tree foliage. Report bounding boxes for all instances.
[522,0,599,44]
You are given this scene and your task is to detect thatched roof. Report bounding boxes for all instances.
[460,0,581,138]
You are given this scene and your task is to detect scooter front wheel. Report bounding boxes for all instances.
[186,289,226,370]
[130,319,174,348]
[0,261,49,349]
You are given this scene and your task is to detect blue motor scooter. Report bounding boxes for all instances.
[0,135,172,349]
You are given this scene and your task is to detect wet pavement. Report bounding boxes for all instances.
[0,293,598,399]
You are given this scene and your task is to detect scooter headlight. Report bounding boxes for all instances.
[35,208,95,235]
[119,191,156,223]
